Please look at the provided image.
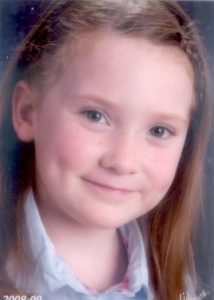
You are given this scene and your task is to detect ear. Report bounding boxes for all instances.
[12,80,36,142]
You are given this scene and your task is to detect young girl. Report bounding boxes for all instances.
[0,1,211,299]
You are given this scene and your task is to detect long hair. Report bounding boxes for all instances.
[0,1,210,299]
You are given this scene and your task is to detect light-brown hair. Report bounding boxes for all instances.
[0,1,210,299]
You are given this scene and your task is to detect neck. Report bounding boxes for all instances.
[37,201,128,292]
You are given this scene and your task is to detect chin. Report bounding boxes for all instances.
[83,214,138,230]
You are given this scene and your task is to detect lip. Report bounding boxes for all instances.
[83,178,135,194]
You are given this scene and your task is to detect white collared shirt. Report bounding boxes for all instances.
[11,191,153,299]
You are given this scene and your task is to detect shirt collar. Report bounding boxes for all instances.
[24,190,150,297]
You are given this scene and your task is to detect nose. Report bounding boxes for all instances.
[99,131,141,175]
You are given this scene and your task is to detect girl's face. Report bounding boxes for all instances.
[15,32,194,229]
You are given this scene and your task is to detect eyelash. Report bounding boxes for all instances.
[80,109,174,138]
[149,126,173,139]
[81,109,108,125]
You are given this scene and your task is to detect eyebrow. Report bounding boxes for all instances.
[152,113,190,125]
[71,93,120,110]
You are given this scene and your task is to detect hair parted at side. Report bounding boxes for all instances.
[0,1,210,299]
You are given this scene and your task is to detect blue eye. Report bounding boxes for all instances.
[83,110,107,124]
[150,126,171,138]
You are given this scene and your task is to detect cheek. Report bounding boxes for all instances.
[47,125,101,172]
[151,147,183,192]
[56,132,91,168]
[33,102,103,176]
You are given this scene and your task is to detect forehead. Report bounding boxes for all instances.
[56,31,194,103]
[59,30,193,82]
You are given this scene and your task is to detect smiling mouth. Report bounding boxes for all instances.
[83,178,135,194]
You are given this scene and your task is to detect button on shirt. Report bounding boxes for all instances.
[13,191,153,299]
